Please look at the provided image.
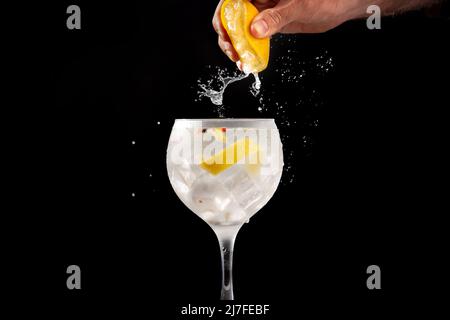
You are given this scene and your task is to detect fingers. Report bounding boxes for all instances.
[219,37,239,62]
[251,2,295,38]
[212,0,228,40]
[213,0,239,62]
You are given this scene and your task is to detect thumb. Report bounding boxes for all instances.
[251,4,293,38]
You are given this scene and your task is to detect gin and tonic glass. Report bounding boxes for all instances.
[167,119,283,300]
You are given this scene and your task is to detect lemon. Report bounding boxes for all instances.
[201,137,260,175]
[221,0,270,73]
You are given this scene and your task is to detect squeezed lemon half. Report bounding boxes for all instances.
[221,0,270,73]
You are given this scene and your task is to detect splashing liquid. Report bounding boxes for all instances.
[198,69,261,106]
[250,73,261,96]
[196,34,336,186]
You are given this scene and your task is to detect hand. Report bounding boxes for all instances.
[212,0,355,62]
[212,0,439,62]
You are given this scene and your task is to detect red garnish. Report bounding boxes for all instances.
[222,128,226,132]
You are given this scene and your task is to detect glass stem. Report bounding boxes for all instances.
[214,225,241,300]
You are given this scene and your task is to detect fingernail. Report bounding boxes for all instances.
[252,20,268,37]
[225,50,233,59]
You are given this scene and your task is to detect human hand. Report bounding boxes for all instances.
[213,0,439,62]
[212,0,357,63]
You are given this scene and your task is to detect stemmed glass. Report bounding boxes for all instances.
[167,119,283,300]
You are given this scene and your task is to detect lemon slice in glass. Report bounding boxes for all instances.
[201,137,260,175]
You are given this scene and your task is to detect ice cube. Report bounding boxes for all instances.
[237,188,262,209]
[171,175,189,195]
[189,177,232,215]
[198,210,216,222]
[221,166,263,212]
[170,158,206,190]
[222,201,248,224]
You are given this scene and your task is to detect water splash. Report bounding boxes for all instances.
[198,72,249,106]
[250,73,261,97]
[195,39,336,185]
[197,66,261,107]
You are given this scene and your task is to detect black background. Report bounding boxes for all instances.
[7,0,450,318]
